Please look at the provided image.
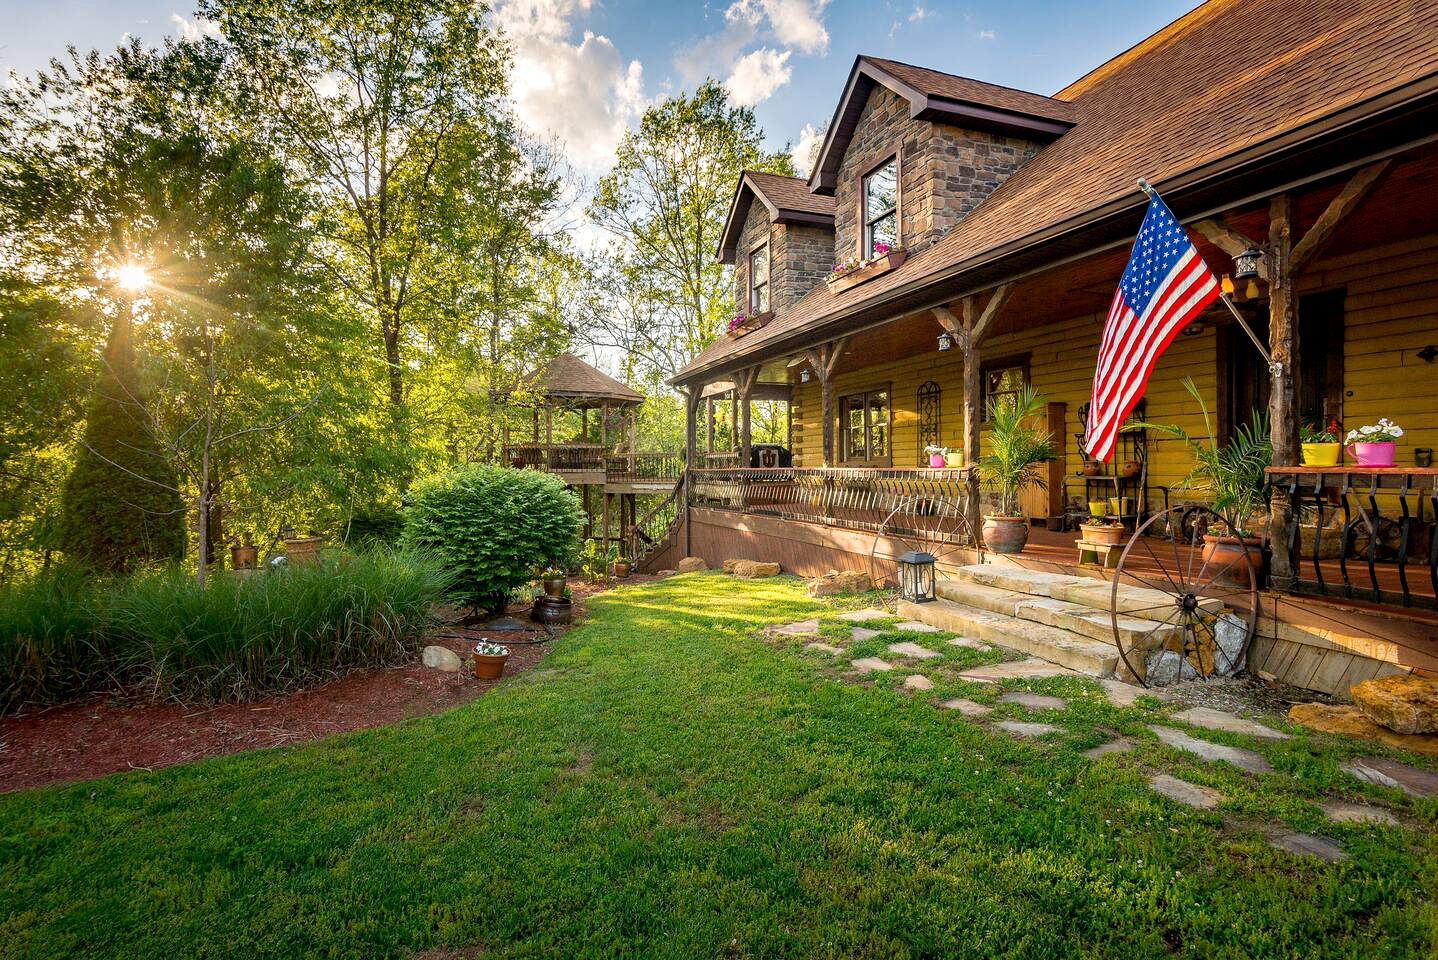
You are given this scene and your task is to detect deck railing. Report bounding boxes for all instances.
[505,442,606,473]
[1266,466,1438,610]
[690,466,976,544]
[605,453,685,482]
[627,478,684,565]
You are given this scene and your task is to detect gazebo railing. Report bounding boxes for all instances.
[504,442,606,473]
[605,453,685,482]
[689,466,976,543]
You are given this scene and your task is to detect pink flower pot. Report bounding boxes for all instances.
[928,453,947,468]
[1346,441,1396,467]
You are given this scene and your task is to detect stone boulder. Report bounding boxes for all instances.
[422,645,462,672]
[733,560,781,578]
[1351,675,1438,735]
[1289,702,1438,755]
[806,570,872,597]
[676,556,709,573]
[722,558,744,573]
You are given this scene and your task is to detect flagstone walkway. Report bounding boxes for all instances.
[764,606,1437,864]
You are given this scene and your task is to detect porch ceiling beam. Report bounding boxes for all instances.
[1192,218,1268,280]
[1289,159,1391,273]
[971,282,1011,345]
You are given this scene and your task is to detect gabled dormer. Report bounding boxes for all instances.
[718,171,836,316]
[809,56,1074,262]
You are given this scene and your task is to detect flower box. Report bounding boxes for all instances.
[825,249,908,295]
[727,310,773,338]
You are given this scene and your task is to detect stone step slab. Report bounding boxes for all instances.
[937,579,1179,651]
[1340,757,1438,798]
[836,608,892,623]
[887,641,942,660]
[805,642,843,655]
[958,658,1082,682]
[995,720,1061,738]
[1320,800,1399,826]
[999,692,1068,711]
[850,657,893,674]
[938,698,993,717]
[1149,774,1223,809]
[1149,725,1273,773]
[1269,832,1348,863]
[903,674,934,691]
[1171,707,1291,741]
[955,564,1223,618]
[899,597,1119,677]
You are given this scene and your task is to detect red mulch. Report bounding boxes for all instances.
[0,576,645,794]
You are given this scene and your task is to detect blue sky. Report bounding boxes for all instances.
[3,0,1199,178]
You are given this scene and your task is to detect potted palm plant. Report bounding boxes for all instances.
[977,386,1056,554]
[1140,378,1271,580]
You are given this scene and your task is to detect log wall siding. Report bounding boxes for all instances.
[789,232,1438,509]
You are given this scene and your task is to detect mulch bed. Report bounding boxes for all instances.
[0,576,647,794]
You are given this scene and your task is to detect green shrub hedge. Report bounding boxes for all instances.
[401,465,584,611]
[0,551,447,713]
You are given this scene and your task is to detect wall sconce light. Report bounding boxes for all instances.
[800,368,812,383]
[1181,322,1204,337]
[1417,345,1437,363]
[937,330,953,352]
[1232,247,1264,281]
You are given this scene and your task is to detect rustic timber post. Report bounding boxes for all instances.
[683,386,700,556]
[936,283,1009,547]
[735,366,760,469]
[804,338,848,467]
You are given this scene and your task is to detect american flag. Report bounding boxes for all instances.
[1085,189,1219,461]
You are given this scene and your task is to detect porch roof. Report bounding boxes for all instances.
[673,0,1438,387]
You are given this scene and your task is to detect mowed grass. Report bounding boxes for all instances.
[1,574,1435,959]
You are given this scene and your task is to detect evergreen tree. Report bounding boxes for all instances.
[58,311,186,572]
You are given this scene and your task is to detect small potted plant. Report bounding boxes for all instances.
[230,531,259,571]
[611,556,632,578]
[540,566,567,598]
[977,386,1056,554]
[1345,418,1403,466]
[472,640,510,679]
[1079,515,1126,546]
[924,445,949,469]
[1301,420,1343,465]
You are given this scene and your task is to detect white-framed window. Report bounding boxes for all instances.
[748,243,770,312]
[862,159,898,258]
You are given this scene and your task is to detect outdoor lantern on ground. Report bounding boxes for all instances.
[896,550,938,603]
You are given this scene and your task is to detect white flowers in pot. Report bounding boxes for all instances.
[1344,418,1404,443]
[474,641,509,657]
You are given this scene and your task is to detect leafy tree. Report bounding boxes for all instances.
[58,311,186,572]
[587,80,793,383]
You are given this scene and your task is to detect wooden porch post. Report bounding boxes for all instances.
[937,284,1009,546]
[735,366,759,469]
[683,386,700,557]
[804,338,848,467]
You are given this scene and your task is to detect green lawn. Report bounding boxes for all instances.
[2,574,1435,959]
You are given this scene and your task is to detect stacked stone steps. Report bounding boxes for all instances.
[897,564,1229,680]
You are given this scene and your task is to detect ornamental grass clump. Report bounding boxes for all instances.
[401,465,584,613]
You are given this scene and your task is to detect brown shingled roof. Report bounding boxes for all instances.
[860,56,1077,125]
[718,170,836,263]
[533,352,644,405]
[677,0,1438,384]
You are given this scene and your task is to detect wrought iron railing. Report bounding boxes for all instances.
[505,442,606,473]
[605,453,684,482]
[690,466,976,544]
[1266,466,1438,610]
[627,478,684,565]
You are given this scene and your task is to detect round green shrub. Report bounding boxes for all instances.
[401,465,585,611]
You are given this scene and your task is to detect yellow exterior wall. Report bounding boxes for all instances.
[789,230,1438,509]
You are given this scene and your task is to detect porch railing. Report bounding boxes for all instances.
[627,477,684,565]
[1266,466,1438,610]
[605,452,685,482]
[690,466,976,544]
[505,442,605,473]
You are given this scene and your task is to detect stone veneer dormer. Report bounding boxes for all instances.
[812,56,1075,264]
[718,171,836,317]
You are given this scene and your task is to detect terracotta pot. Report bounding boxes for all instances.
[473,652,509,680]
[283,536,322,566]
[1080,523,1126,546]
[1201,534,1264,585]
[1301,442,1342,466]
[611,560,631,578]
[230,544,259,570]
[982,516,1029,554]
[541,576,566,598]
[1082,463,1102,477]
[1347,441,1396,467]
[531,595,572,625]
[1120,460,1141,479]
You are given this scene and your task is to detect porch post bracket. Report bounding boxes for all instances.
[1289,159,1391,273]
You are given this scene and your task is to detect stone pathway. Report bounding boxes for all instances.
[1172,706,1290,740]
[1320,800,1399,826]
[836,609,891,622]
[770,619,820,636]
[850,657,893,674]
[1269,832,1348,863]
[1098,678,1144,707]
[938,698,992,717]
[1083,739,1135,759]
[903,674,934,691]
[959,658,1078,682]
[892,621,941,633]
[994,720,1061,738]
[850,627,883,642]
[1149,774,1223,810]
[805,641,842,655]
[947,637,993,652]
[999,691,1067,711]
[1149,725,1273,774]
[887,641,942,660]
[1340,757,1438,798]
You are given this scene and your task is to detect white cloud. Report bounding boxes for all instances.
[789,122,824,178]
[724,48,792,106]
[909,4,932,23]
[754,0,830,55]
[976,29,997,40]
[494,0,646,174]
[682,0,829,84]
[171,13,221,42]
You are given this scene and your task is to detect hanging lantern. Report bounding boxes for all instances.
[800,368,812,384]
[937,330,953,352]
[1232,247,1263,281]
[896,549,937,603]
[279,522,296,542]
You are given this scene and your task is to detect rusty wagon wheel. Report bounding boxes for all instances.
[868,494,970,595]
[1110,505,1260,688]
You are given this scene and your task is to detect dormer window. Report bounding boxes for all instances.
[862,160,898,258]
[748,243,770,312]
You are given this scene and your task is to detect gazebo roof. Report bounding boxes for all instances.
[530,352,644,407]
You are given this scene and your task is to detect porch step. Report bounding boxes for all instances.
[954,564,1224,618]
[897,597,1120,678]
[936,578,1180,652]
